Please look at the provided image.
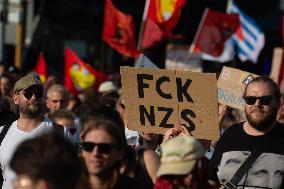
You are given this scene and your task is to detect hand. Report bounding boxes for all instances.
[179,124,192,136]
[163,128,181,143]
[218,104,229,123]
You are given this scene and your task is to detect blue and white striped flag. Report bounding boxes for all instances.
[228,1,265,63]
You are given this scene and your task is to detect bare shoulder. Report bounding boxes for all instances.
[143,149,160,182]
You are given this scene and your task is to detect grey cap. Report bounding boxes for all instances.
[14,75,42,94]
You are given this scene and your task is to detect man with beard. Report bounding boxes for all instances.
[208,76,284,189]
[0,74,70,189]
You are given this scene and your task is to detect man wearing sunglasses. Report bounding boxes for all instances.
[0,74,70,189]
[208,76,284,189]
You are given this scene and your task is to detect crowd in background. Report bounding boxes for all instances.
[0,68,284,189]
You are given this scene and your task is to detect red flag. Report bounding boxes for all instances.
[102,0,140,57]
[64,47,108,96]
[34,52,48,83]
[278,16,284,85]
[142,19,165,49]
[142,0,186,49]
[192,9,240,57]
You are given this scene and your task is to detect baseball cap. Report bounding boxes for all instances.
[157,135,205,177]
[14,74,42,94]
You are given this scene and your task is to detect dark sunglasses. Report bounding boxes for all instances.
[243,95,275,105]
[81,142,117,154]
[21,87,43,99]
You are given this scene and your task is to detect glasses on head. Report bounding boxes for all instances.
[20,87,43,99]
[243,95,275,105]
[81,142,117,154]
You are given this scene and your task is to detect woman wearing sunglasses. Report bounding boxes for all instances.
[80,112,139,189]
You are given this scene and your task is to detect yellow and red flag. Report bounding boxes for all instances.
[64,47,108,96]
[142,0,186,49]
[102,0,140,57]
[34,52,48,83]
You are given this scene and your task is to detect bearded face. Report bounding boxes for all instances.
[15,86,43,118]
[18,99,42,118]
[245,104,278,131]
[244,82,280,131]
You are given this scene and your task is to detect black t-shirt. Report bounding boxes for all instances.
[115,174,140,189]
[208,122,284,189]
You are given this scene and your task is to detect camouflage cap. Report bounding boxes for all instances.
[14,75,42,94]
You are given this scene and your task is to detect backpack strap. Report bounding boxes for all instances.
[0,125,10,146]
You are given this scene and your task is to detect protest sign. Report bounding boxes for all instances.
[166,45,202,72]
[120,66,219,140]
[217,66,258,110]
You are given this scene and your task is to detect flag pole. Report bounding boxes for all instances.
[189,8,209,53]
[226,0,232,13]
[136,0,150,51]
[226,0,237,68]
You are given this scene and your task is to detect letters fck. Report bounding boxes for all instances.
[136,74,196,130]
[137,74,193,102]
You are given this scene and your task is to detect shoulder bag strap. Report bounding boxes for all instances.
[224,144,265,189]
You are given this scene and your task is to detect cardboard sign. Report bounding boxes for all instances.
[166,45,202,72]
[120,66,219,140]
[217,66,258,110]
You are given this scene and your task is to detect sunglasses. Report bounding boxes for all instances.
[81,142,117,154]
[21,87,43,99]
[243,95,275,105]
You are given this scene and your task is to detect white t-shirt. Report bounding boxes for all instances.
[0,118,70,189]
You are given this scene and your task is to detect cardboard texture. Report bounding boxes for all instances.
[217,66,258,110]
[120,66,219,140]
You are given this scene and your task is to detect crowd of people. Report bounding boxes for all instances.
[0,69,284,189]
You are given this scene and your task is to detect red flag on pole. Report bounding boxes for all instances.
[142,0,186,49]
[102,0,140,57]
[64,47,108,96]
[192,9,240,57]
[34,52,48,83]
